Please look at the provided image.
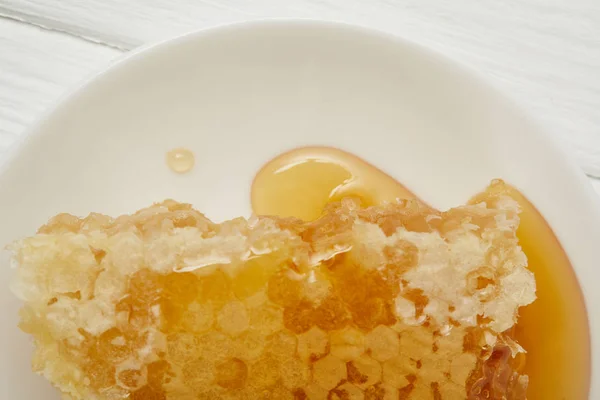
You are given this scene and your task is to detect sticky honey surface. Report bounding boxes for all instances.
[252,146,590,399]
[12,146,589,400]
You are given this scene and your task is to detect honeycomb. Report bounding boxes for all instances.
[11,187,536,399]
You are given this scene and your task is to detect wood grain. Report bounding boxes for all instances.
[1,0,599,177]
[0,18,121,154]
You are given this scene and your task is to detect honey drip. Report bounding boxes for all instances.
[252,147,414,221]
[166,148,195,174]
[251,146,590,400]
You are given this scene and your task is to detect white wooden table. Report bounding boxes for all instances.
[1,1,599,195]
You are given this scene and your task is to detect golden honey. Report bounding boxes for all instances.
[251,146,591,399]
[166,148,195,173]
[12,146,589,400]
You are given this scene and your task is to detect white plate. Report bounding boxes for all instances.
[0,20,598,399]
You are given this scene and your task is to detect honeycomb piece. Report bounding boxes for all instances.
[11,183,536,399]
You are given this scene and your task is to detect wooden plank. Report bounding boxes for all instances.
[0,18,121,154]
[1,0,599,177]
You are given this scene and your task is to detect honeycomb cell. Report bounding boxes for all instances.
[462,327,484,354]
[269,384,295,400]
[365,325,400,362]
[399,326,433,360]
[215,358,248,389]
[196,388,224,399]
[219,389,249,400]
[364,383,399,400]
[217,301,250,337]
[329,382,364,400]
[197,331,233,362]
[331,263,368,305]
[283,301,315,334]
[297,327,329,362]
[161,298,186,330]
[183,358,214,387]
[97,327,131,362]
[382,355,418,388]
[197,270,232,306]
[419,353,448,385]
[397,382,416,399]
[84,360,116,389]
[302,383,329,400]
[312,355,347,390]
[117,368,145,390]
[410,384,432,399]
[233,257,280,299]
[244,290,269,308]
[266,331,298,363]
[352,297,396,331]
[166,333,200,364]
[246,356,279,390]
[280,357,310,389]
[267,270,304,307]
[163,272,199,303]
[180,301,214,333]
[434,329,464,357]
[128,269,163,305]
[347,355,382,389]
[130,385,166,400]
[330,327,365,361]
[364,385,385,400]
[146,360,170,392]
[249,302,284,335]
[383,240,419,276]
[232,329,267,361]
[302,269,332,304]
[313,295,350,331]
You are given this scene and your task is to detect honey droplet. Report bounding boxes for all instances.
[166,148,195,174]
